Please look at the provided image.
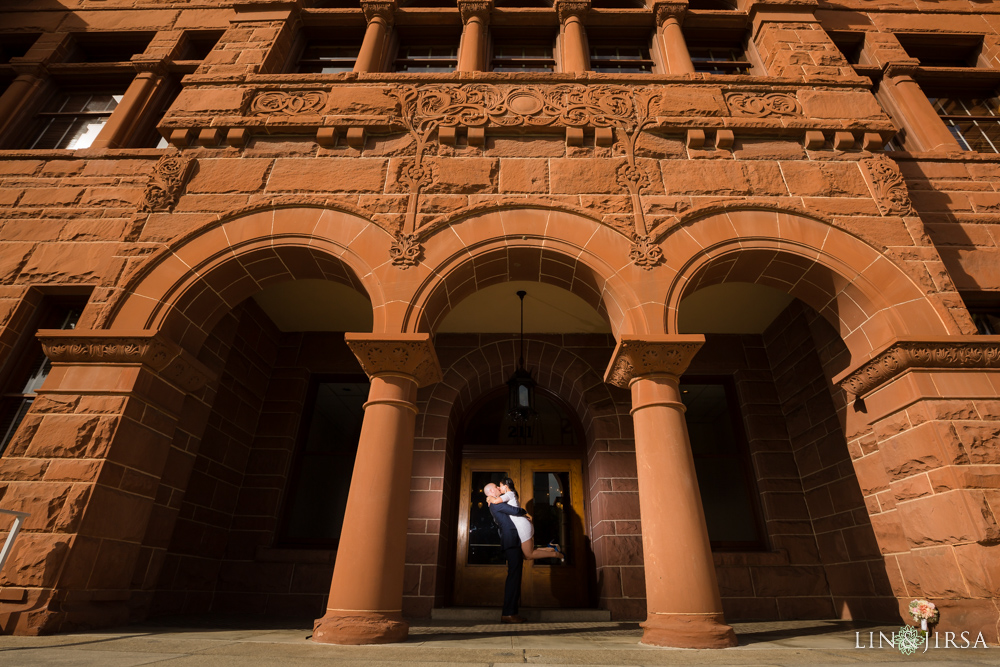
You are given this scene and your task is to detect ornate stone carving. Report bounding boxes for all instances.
[344,333,443,388]
[653,1,688,25]
[604,336,706,388]
[629,235,665,269]
[860,153,914,217]
[556,0,590,22]
[725,92,802,117]
[37,330,214,392]
[249,90,327,116]
[139,153,192,213]
[389,232,423,267]
[362,0,395,25]
[458,0,492,23]
[839,338,1000,397]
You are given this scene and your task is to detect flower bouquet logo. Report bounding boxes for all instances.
[856,599,989,655]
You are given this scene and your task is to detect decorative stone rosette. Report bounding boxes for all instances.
[838,337,1000,397]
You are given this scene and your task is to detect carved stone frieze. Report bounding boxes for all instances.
[604,336,706,388]
[389,232,423,267]
[37,330,214,392]
[839,338,1000,397]
[344,333,442,388]
[249,90,327,116]
[139,153,192,213]
[725,92,802,117]
[860,153,914,217]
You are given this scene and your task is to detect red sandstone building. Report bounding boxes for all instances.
[0,0,999,650]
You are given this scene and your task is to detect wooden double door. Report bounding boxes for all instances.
[453,457,589,608]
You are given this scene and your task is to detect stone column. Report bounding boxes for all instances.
[878,65,963,152]
[312,333,441,645]
[556,0,590,73]
[91,60,166,150]
[355,0,396,73]
[0,65,48,144]
[653,2,694,74]
[836,336,1000,643]
[457,0,491,72]
[604,335,737,649]
[0,330,213,635]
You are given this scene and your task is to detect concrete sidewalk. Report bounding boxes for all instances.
[0,618,994,666]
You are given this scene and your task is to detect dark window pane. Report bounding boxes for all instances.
[280,381,368,544]
[530,471,570,565]
[467,470,509,564]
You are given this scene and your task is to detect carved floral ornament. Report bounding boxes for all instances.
[249,90,327,116]
[724,92,802,118]
[604,336,705,388]
[344,333,443,388]
[37,331,214,392]
[860,153,914,217]
[139,153,192,213]
[838,339,1000,398]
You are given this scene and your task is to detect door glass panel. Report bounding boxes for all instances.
[531,471,570,565]
[467,470,509,564]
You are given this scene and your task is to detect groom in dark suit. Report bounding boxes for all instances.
[484,482,528,624]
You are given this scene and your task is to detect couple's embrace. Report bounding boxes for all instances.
[484,477,564,624]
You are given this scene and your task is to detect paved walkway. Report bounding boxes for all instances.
[0,618,995,666]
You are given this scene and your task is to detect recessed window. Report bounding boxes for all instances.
[681,378,765,549]
[1,300,83,457]
[70,32,154,63]
[898,33,983,68]
[686,29,751,75]
[928,92,1000,153]
[0,33,39,63]
[180,31,224,61]
[29,90,125,149]
[394,45,458,72]
[589,42,653,73]
[829,31,865,65]
[299,40,362,73]
[492,41,556,72]
[279,378,369,546]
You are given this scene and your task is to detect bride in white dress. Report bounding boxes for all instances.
[486,477,564,561]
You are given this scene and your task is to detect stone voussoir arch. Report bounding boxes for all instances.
[104,205,392,353]
[400,206,661,338]
[662,207,959,365]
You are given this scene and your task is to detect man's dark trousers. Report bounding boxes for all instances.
[489,500,527,617]
[502,545,523,616]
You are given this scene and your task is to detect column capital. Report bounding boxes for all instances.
[653,1,688,26]
[36,329,214,392]
[9,60,47,78]
[884,61,919,79]
[836,336,1000,398]
[130,56,169,75]
[362,0,397,26]
[603,335,705,388]
[555,0,590,23]
[345,333,442,388]
[459,0,492,24]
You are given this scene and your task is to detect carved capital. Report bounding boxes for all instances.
[837,337,1000,398]
[362,0,396,25]
[37,330,214,392]
[603,335,705,388]
[131,56,169,75]
[653,1,688,25]
[884,62,918,80]
[345,333,442,388]
[459,0,492,24]
[9,61,47,78]
[556,0,590,23]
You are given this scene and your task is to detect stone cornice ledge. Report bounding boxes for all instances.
[836,336,1000,398]
[37,329,215,392]
[603,334,705,388]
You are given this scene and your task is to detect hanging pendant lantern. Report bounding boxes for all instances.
[507,290,536,424]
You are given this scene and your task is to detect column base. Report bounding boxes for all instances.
[640,612,738,649]
[311,610,409,645]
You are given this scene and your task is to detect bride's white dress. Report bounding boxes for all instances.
[501,491,533,542]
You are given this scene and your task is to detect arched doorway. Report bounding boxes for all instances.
[452,387,590,608]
